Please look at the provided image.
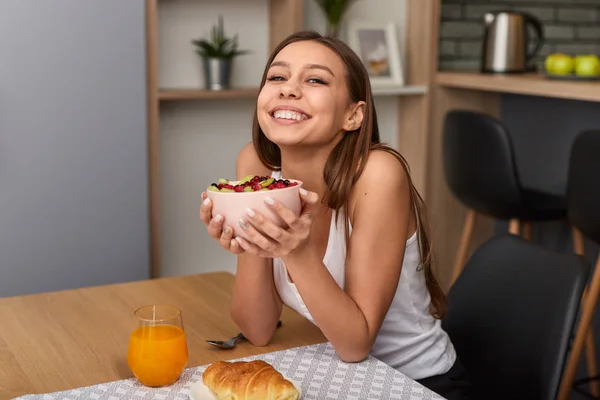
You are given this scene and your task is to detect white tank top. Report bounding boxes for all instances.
[271,171,456,380]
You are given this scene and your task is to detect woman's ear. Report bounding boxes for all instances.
[343,101,366,132]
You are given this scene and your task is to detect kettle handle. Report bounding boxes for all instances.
[524,13,544,63]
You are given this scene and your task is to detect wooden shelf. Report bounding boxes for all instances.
[159,88,259,101]
[158,86,426,100]
[437,71,600,103]
[372,85,427,96]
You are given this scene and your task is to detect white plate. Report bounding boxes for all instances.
[188,379,217,400]
[188,376,302,400]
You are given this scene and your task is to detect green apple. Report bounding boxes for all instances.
[545,53,574,75]
[575,54,600,77]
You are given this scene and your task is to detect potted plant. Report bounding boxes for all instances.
[191,16,250,91]
[314,0,357,38]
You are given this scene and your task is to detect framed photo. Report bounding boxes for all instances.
[346,21,404,87]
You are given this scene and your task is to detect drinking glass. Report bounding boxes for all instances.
[127,305,188,387]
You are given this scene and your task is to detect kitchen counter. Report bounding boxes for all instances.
[437,71,600,103]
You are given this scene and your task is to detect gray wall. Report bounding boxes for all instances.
[439,0,600,70]
[0,0,149,297]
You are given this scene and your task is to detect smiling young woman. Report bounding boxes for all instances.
[200,30,473,400]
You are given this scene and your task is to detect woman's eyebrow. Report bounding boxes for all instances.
[269,61,335,77]
[305,64,335,77]
[269,61,289,69]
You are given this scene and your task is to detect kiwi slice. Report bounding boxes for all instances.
[243,186,253,192]
[261,178,274,187]
[239,174,255,185]
[207,186,220,192]
[218,178,229,184]
[220,188,234,192]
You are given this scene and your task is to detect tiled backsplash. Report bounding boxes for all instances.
[439,0,600,70]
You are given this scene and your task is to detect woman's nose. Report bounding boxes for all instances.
[278,80,301,99]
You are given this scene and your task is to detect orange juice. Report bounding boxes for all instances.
[127,324,188,387]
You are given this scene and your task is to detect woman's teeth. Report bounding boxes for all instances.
[273,110,308,121]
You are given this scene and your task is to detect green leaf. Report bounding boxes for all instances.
[191,15,251,58]
[314,0,357,25]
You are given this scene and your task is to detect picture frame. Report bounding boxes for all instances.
[346,20,404,88]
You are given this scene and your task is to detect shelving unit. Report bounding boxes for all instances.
[159,88,259,101]
[396,0,440,198]
[145,0,303,277]
[158,85,427,101]
[144,0,441,278]
[373,85,427,96]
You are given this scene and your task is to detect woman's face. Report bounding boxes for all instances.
[257,40,363,148]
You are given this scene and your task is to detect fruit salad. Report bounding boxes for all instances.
[208,175,299,193]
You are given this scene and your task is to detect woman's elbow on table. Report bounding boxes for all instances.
[241,328,276,347]
[231,313,276,346]
[329,328,374,363]
[336,346,371,364]
[247,336,271,347]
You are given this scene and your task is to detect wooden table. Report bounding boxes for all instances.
[0,272,326,400]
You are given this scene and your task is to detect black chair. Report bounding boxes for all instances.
[443,234,589,400]
[556,130,600,400]
[443,109,567,286]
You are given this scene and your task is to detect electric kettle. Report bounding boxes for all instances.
[481,11,544,73]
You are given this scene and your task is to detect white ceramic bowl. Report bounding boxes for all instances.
[206,179,303,239]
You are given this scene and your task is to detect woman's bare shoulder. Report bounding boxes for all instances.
[236,142,271,179]
[355,149,409,194]
[349,149,411,218]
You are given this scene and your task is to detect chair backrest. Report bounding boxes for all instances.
[442,235,589,400]
[442,110,524,219]
[568,130,600,245]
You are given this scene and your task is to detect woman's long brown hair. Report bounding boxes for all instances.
[252,31,446,319]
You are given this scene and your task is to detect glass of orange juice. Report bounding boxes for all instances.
[127,305,188,387]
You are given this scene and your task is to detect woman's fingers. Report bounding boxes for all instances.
[263,197,299,228]
[201,189,320,256]
[299,188,320,216]
[206,214,224,239]
[219,225,233,247]
[265,189,320,231]
[199,194,213,225]
[244,207,290,244]
[200,194,227,239]
[229,237,245,254]
[238,218,277,253]
[234,236,265,256]
[219,225,245,254]
[201,192,245,255]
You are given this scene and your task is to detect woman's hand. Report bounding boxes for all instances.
[235,188,321,258]
[200,191,245,255]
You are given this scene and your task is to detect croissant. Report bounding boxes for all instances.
[202,359,300,400]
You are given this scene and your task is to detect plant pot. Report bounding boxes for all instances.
[326,21,340,38]
[203,57,231,91]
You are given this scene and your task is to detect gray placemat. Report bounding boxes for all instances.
[14,343,445,400]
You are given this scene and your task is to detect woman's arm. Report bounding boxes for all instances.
[230,142,283,346]
[281,150,414,362]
